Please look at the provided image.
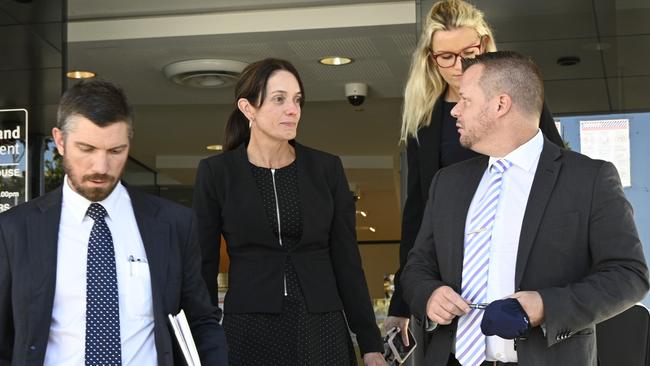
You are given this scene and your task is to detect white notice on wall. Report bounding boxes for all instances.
[579,119,631,187]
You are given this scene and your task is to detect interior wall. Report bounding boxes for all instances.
[359,243,400,299]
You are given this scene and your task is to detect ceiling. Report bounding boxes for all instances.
[65,0,650,241]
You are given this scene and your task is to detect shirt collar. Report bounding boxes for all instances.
[488,129,544,173]
[61,175,127,224]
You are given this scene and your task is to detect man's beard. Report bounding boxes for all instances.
[459,108,492,150]
[63,156,121,202]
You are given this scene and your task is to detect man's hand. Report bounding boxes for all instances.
[511,291,545,326]
[426,286,470,325]
[384,316,410,346]
[363,352,388,366]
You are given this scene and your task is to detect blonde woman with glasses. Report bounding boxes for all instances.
[385,0,564,347]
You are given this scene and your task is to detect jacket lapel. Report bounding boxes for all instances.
[27,188,62,324]
[515,139,562,288]
[235,143,280,241]
[450,157,488,291]
[128,187,170,314]
[294,142,320,246]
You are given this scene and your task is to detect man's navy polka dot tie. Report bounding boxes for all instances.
[85,203,121,365]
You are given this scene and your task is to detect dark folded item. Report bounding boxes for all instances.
[480,298,531,339]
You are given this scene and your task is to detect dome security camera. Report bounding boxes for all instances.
[344,82,367,106]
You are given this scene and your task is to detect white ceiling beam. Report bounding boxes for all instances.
[68,1,415,42]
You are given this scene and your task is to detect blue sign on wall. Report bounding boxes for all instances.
[557,112,650,306]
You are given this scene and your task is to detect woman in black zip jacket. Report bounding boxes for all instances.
[193,58,387,366]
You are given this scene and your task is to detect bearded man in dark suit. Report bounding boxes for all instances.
[0,80,227,365]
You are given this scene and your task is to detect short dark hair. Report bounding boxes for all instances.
[462,51,544,118]
[57,79,134,138]
[223,58,305,151]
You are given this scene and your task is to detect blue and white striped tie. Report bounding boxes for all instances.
[455,159,512,366]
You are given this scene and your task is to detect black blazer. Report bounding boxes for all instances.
[193,142,383,354]
[0,186,227,366]
[388,97,565,317]
[401,139,649,365]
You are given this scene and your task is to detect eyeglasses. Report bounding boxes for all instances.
[430,39,483,68]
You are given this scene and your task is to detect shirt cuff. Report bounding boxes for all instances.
[425,317,438,332]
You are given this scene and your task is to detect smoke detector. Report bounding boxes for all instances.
[163,59,248,88]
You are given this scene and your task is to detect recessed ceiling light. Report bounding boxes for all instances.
[66,70,96,79]
[356,210,367,217]
[369,227,376,233]
[206,144,223,151]
[319,56,353,66]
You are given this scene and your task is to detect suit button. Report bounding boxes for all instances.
[29,345,36,351]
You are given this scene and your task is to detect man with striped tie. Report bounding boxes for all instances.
[401,51,648,366]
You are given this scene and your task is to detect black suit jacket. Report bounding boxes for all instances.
[401,139,649,365]
[389,98,565,317]
[0,186,227,366]
[193,142,383,354]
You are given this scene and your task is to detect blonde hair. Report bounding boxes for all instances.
[400,0,497,143]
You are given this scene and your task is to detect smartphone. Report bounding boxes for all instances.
[385,326,417,364]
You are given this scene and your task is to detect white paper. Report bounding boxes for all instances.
[579,119,631,187]
[176,310,202,366]
[554,120,562,138]
[168,309,202,366]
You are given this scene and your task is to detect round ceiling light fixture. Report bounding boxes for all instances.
[163,59,248,88]
[67,70,96,79]
[319,56,353,66]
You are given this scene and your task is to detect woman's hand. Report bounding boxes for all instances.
[363,352,388,366]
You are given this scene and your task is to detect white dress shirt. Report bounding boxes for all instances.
[44,177,157,366]
[464,130,543,363]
